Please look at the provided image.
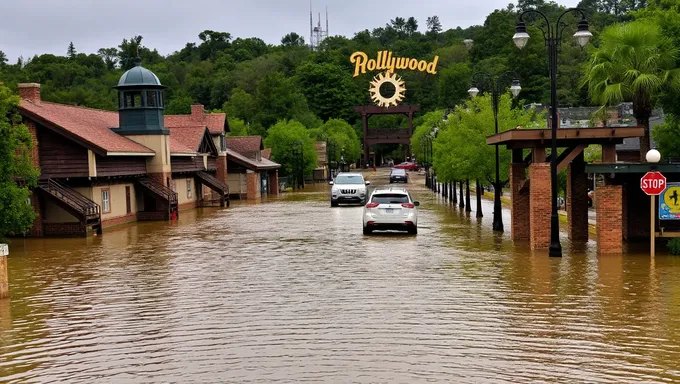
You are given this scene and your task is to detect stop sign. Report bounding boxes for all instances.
[640,171,667,195]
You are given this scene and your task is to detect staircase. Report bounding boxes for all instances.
[196,171,230,207]
[136,177,179,213]
[37,179,102,234]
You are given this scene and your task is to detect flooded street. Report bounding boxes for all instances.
[2,169,680,383]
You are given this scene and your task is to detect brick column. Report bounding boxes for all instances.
[596,184,623,254]
[567,153,588,241]
[246,171,259,200]
[216,153,228,184]
[269,170,279,195]
[510,163,530,241]
[529,163,552,250]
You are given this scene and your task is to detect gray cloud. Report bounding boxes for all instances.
[1,0,580,62]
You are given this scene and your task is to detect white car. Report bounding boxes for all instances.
[329,172,370,207]
[362,187,419,235]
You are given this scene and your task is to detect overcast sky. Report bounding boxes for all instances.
[2,0,580,62]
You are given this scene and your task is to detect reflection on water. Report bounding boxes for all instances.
[1,173,679,383]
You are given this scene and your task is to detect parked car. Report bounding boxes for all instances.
[389,168,409,183]
[362,187,419,235]
[394,162,419,171]
[329,172,370,207]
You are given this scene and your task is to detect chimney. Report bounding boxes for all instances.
[18,83,41,105]
[191,104,204,121]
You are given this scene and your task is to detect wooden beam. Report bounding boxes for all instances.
[487,127,644,146]
[557,144,586,173]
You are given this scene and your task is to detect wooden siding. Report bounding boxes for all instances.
[171,156,204,173]
[207,156,217,171]
[96,155,147,177]
[38,127,89,179]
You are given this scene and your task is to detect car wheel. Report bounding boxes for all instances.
[331,200,338,207]
[408,227,417,235]
[390,180,393,184]
[363,226,372,235]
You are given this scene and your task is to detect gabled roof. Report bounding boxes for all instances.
[227,149,280,170]
[167,126,219,156]
[226,136,263,154]
[164,111,228,135]
[261,148,272,160]
[19,100,154,156]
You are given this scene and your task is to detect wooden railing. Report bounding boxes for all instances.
[196,171,229,195]
[38,179,100,219]
[137,178,178,205]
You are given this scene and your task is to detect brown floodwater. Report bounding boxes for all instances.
[1,170,680,383]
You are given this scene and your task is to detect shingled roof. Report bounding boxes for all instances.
[227,149,280,170]
[167,125,219,156]
[226,136,263,155]
[19,100,154,155]
[164,104,228,135]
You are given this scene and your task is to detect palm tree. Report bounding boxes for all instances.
[581,20,680,160]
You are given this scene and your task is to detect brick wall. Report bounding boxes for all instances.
[102,212,137,229]
[246,171,259,200]
[179,200,199,211]
[43,222,86,237]
[148,172,171,187]
[529,163,552,250]
[18,83,41,105]
[216,154,228,184]
[596,184,623,254]
[137,211,169,221]
[269,170,279,195]
[567,156,589,241]
[510,163,530,241]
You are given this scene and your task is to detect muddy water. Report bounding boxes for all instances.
[1,170,679,383]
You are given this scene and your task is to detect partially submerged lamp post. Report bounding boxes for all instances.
[468,72,522,232]
[513,8,592,257]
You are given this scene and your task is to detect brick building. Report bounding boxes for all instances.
[225,136,280,200]
[17,59,230,237]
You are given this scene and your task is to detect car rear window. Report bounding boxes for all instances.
[391,169,406,174]
[371,193,410,204]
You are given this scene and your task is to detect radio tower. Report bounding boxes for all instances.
[310,2,328,51]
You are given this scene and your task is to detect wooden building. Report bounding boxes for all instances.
[16,59,230,237]
[225,136,280,200]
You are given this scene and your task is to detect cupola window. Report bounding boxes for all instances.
[124,91,144,108]
[146,91,158,107]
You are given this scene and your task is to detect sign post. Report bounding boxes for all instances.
[0,244,8,299]
[641,171,667,257]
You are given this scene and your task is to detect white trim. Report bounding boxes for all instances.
[170,152,197,157]
[106,151,155,157]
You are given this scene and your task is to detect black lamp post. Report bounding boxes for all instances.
[468,71,522,232]
[513,8,592,257]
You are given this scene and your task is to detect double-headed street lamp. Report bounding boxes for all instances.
[468,71,522,232]
[513,8,592,257]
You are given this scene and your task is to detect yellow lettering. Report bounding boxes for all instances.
[417,60,427,71]
[386,51,395,72]
[376,51,384,70]
[426,56,439,74]
[408,59,418,70]
[350,51,368,77]
[367,59,377,71]
[396,57,408,69]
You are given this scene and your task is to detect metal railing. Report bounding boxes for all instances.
[38,179,100,219]
[137,178,178,205]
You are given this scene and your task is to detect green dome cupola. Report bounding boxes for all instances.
[112,57,168,135]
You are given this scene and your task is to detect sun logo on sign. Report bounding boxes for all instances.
[369,71,406,107]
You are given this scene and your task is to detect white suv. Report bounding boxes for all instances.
[330,172,370,207]
[362,187,419,235]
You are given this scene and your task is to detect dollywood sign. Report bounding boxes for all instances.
[350,51,439,77]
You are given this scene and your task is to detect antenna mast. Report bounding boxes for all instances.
[309,3,328,51]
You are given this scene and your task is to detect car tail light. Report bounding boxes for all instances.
[401,203,415,208]
[365,202,379,208]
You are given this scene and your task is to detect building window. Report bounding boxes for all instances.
[101,189,111,213]
[159,92,164,108]
[187,178,193,199]
[124,91,143,107]
[146,90,157,107]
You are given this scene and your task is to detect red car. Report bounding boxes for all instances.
[394,162,419,171]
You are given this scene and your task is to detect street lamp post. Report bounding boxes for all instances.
[513,8,592,257]
[468,72,522,232]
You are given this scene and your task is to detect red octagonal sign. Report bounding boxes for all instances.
[641,171,667,195]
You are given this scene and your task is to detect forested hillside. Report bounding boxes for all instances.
[0,0,642,138]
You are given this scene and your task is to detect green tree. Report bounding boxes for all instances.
[581,20,680,160]
[264,119,317,176]
[426,16,443,36]
[254,72,310,130]
[281,32,306,47]
[0,51,7,66]
[295,62,362,121]
[97,48,118,70]
[67,42,77,59]
[315,119,362,163]
[432,94,542,185]
[410,110,446,161]
[0,84,40,239]
[227,117,249,136]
